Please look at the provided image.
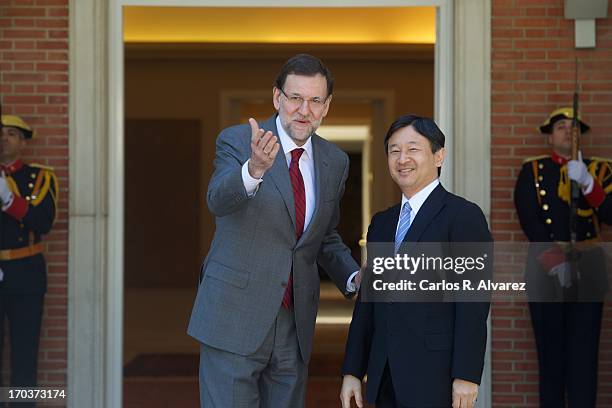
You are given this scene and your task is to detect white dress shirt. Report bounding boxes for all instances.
[396,178,440,235]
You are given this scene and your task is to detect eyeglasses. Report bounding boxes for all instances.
[279,88,329,112]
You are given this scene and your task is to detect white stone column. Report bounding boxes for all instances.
[68,0,111,406]
[454,0,491,215]
[454,1,492,407]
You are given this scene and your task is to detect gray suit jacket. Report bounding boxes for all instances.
[188,114,358,362]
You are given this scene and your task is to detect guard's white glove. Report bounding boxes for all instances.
[568,151,594,194]
[548,261,572,288]
[0,172,14,207]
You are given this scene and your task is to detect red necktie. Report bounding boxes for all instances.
[282,148,305,309]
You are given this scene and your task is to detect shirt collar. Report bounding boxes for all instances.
[275,115,313,160]
[1,159,24,176]
[551,150,569,165]
[401,178,440,217]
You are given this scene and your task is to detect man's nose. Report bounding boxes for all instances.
[398,151,410,163]
[298,100,310,115]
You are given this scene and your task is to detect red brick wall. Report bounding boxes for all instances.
[4,0,612,404]
[491,0,612,406]
[0,0,68,388]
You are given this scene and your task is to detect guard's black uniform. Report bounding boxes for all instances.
[0,159,58,393]
[514,152,612,407]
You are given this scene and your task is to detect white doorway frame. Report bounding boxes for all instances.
[69,0,491,407]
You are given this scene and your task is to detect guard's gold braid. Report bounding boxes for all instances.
[601,162,611,184]
[31,171,51,206]
[6,176,21,197]
[557,165,570,205]
[49,172,59,224]
[32,169,45,196]
[588,161,598,178]
[531,160,542,206]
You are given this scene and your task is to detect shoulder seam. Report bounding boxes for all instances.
[522,154,549,164]
[29,163,55,171]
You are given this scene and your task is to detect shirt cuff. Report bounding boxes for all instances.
[537,245,566,272]
[584,180,605,208]
[346,270,360,292]
[241,160,263,197]
[581,175,594,195]
[3,194,28,220]
[1,192,14,210]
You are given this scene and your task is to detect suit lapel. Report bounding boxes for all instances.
[403,184,447,243]
[262,115,297,231]
[383,204,401,243]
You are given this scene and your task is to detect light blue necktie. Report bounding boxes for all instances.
[394,201,412,254]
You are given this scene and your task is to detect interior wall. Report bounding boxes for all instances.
[124,119,201,288]
[124,51,434,282]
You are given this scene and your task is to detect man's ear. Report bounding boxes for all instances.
[320,94,332,118]
[435,147,446,168]
[273,87,281,111]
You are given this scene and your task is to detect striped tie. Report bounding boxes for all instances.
[394,201,412,254]
[282,148,305,309]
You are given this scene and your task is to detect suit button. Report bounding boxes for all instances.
[539,190,546,197]
[545,218,552,225]
[542,204,549,211]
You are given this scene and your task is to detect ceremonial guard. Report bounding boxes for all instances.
[0,115,58,395]
[514,107,611,407]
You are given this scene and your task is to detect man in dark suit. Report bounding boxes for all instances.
[514,107,611,407]
[0,115,58,406]
[188,54,359,407]
[341,114,492,408]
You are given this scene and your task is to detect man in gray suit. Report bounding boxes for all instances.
[188,54,359,407]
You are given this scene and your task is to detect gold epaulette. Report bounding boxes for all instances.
[522,154,549,164]
[587,158,612,194]
[29,165,59,215]
[589,156,612,163]
[30,162,55,172]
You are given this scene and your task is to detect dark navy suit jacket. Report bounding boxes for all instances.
[342,184,492,407]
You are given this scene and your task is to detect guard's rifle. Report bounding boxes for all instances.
[0,95,4,281]
[569,58,580,289]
